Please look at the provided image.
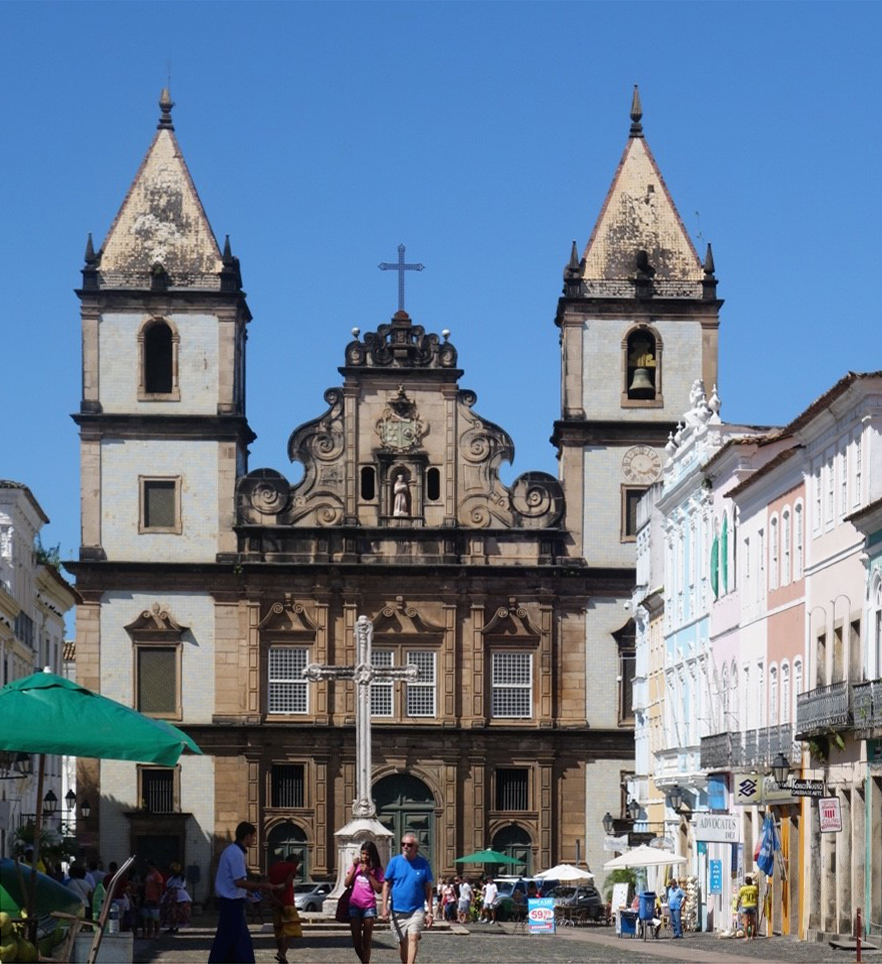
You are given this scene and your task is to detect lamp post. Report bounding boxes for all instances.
[771,752,791,788]
[668,784,684,814]
[81,799,91,820]
[626,797,641,822]
[602,811,615,835]
[43,789,58,818]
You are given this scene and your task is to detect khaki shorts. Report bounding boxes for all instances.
[390,909,425,942]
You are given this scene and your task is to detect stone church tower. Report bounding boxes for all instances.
[552,88,721,837]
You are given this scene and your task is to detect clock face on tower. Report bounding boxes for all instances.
[622,445,662,485]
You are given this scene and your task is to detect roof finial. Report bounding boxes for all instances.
[158,88,175,130]
[222,234,233,265]
[84,233,97,266]
[703,242,716,276]
[629,85,643,138]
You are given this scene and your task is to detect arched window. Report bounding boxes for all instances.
[769,664,778,726]
[770,516,779,590]
[426,467,441,502]
[781,662,791,725]
[139,318,179,399]
[794,503,804,579]
[782,509,791,585]
[622,326,663,405]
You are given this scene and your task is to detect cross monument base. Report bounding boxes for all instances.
[321,816,393,916]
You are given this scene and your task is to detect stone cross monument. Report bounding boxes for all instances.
[302,614,420,912]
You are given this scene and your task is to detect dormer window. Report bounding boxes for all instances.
[622,326,663,407]
[139,317,180,401]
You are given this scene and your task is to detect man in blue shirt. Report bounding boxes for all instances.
[381,833,434,964]
[208,821,282,963]
[667,879,687,939]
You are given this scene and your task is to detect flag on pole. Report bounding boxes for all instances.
[755,814,778,877]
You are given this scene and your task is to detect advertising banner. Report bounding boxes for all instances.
[693,813,739,842]
[819,797,842,833]
[527,897,556,934]
[709,859,723,894]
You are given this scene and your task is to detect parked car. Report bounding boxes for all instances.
[294,881,333,912]
[549,884,606,922]
[493,877,559,919]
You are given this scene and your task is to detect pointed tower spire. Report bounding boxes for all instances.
[629,85,643,138]
[222,234,233,265]
[158,88,174,130]
[563,240,582,295]
[703,242,715,276]
[84,233,97,266]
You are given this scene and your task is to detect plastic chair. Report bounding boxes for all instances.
[85,856,136,964]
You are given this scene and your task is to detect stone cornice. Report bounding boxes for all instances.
[71,412,256,444]
[552,419,675,447]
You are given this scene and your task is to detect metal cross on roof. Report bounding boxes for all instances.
[378,244,424,312]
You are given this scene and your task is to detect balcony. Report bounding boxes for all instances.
[700,724,800,771]
[852,679,882,737]
[795,681,851,738]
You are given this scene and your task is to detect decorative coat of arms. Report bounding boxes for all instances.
[376,386,426,452]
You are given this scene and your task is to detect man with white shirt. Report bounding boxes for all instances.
[481,877,498,924]
[208,821,282,964]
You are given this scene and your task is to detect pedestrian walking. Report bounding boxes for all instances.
[269,850,302,964]
[480,877,498,923]
[142,860,164,939]
[345,840,384,964]
[667,878,687,939]
[381,833,433,964]
[208,821,283,964]
[457,878,473,923]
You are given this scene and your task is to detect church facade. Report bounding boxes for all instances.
[68,88,715,891]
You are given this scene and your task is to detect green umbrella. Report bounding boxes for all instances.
[0,671,201,765]
[0,671,202,929]
[455,849,521,864]
[0,858,83,917]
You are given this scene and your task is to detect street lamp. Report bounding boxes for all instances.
[43,789,58,817]
[626,797,641,821]
[602,811,615,835]
[771,752,791,788]
[668,784,685,814]
[65,789,77,812]
[80,800,91,820]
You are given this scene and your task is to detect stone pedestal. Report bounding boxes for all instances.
[321,816,393,916]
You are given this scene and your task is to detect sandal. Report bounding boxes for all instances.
[274,955,288,964]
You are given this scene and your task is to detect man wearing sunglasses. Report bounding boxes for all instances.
[381,834,434,963]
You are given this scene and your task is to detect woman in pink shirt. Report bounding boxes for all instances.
[344,840,384,964]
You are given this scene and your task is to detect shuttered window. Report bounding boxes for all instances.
[495,768,529,810]
[136,646,177,716]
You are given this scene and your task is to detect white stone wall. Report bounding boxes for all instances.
[100,439,219,561]
[100,591,216,723]
[581,319,702,422]
[98,312,219,414]
[585,597,630,728]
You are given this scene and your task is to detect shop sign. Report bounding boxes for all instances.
[760,775,796,805]
[734,773,761,806]
[709,859,723,894]
[693,813,739,842]
[527,898,556,934]
[791,778,826,798]
[819,796,842,833]
[603,834,629,852]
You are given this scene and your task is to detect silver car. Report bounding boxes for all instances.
[294,881,333,912]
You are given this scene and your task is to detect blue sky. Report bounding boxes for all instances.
[2,1,880,579]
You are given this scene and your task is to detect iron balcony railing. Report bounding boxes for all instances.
[700,724,801,771]
[851,678,882,737]
[795,680,851,738]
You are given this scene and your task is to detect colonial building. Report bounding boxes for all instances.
[67,89,735,888]
[0,480,78,857]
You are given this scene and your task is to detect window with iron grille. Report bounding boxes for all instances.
[140,768,176,813]
[495,768,529,810]
[271,764,305,808]
[371,650,394,717]
[268,647,308,714]
[136,646,177,716]
[141,479,179,531]
[491,652,532,718]
[406,651,435,717]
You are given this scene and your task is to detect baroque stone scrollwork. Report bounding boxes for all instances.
[237,388,346,527]
[456,391,564,530]
[124,602,188,639]
[344,312,458,370]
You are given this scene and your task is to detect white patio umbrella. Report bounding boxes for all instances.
[603,845,686,871]
[535,863,595,881]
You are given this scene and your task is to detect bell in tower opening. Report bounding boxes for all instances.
[626,330,657,399]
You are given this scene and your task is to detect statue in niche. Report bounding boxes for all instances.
[392,471,411,517]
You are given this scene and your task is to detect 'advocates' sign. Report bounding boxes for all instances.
[693,813,739,842]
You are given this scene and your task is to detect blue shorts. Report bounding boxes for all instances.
[349,905,377,919]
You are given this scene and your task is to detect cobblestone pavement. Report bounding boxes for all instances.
[130,920,881,964]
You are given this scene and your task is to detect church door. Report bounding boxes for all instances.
[492,826,532,876]
[266,821,309,880]
[374,774,436,870]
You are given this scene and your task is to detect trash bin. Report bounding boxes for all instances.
[638,892,656,921]
[619,910,637,936]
